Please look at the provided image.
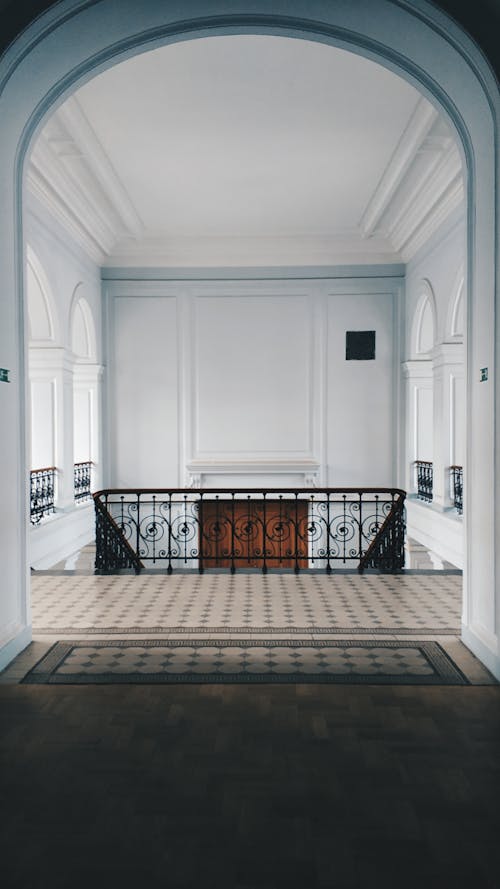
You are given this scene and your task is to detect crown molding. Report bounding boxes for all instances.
[56,97,143,239]
[27,97,143,263]
[28,133,115,261]
[27,90,463,268]
[359,97,438,237]
[358,105,464,261]
[103,232,403,268]
[390,144,463,259]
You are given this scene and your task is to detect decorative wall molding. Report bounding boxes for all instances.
[185,459,321,488]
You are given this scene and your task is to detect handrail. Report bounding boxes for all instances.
[94,487,407,497]
[94,487,406,575]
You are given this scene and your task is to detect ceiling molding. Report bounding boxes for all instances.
[388,143,463,258]
[27,98,143,263]
[56,97,143,239]
[27,143,108,264]
[27,82,463,268]
[103,233,403,268]
[359,97,438,237]
[358,108,464,261]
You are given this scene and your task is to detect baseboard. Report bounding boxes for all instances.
[0,624,32,672]
[462,623,500,681]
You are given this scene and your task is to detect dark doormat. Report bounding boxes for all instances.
[22,639,469,685]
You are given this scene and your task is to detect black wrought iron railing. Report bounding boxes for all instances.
[74,461,92,502]
[94,487,406,575]
[30,467,56,524]
[450,465,463,514]
[415,461,433,502]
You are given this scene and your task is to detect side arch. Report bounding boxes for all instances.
[447,269,465,341]
[26,245,59,344]
[411,279,437,357]
[69,284,97,360]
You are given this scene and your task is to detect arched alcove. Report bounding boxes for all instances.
[0,0,498,678]
[69,286,97,360]
[26,246,58,344]
[412,280,437,357]
[448,273,465,341]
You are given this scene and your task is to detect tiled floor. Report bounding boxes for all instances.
[0,565,483,685]
[30,571,462,635]
[23,639,468,685]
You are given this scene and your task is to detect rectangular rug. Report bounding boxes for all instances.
[22,639,469,685]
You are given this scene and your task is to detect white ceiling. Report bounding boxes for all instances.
[76,36,420,238]
[29,35,463,266]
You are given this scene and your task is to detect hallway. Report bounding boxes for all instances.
[1,681,499,889]
[2,568,499,886]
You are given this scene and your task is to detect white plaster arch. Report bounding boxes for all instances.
[447,269,465,341]
[412,279,438,357]
[0,0,498,678]
[25,245,59,344]
[69,285,97,360]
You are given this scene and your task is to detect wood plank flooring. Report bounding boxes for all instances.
[1,683,499,889]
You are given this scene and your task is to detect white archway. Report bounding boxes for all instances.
[0,0,498,677]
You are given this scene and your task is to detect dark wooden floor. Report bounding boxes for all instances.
[1,684,499,889]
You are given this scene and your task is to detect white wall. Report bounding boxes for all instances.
[110,294,179,487]
[26,192,103,567]
[106,275,402,490]
[404,206,466,567]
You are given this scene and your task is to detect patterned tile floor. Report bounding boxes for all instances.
[23,639,468,685]
[0,560,491,685]
[31,571,462,636]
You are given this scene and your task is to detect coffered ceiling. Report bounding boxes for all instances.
[27,35,464,266]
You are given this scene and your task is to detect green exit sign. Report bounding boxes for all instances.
[0,368,10,383]
[480,367,488,382]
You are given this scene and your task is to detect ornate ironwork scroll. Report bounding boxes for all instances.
[358,492,406,573]
[450,466,463,514]
[74,461,92,502]
[94,488,406,575]
[94,496,143,573]
[30,467,56,524]
[415,461,433,502]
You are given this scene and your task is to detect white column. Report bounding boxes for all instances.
[29,347,74,510]
[431,343,464,509]
[73,362,104,493]
[402,360,433,495]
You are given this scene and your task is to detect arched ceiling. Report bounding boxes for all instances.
[28,35,463,266]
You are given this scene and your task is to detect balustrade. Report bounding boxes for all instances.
[74,461,92,502]
[94,487,406,575]
[414,461,433,502]
[30,467,56,524]
[450,466,463,514]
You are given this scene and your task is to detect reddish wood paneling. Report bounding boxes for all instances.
[200,499,308,569]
